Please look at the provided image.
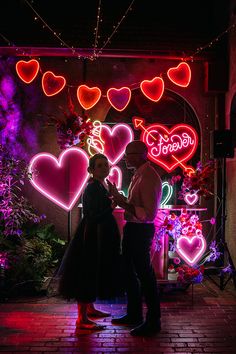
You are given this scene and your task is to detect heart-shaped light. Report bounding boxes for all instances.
[107,87,131,111]
[16,59,40,84]
[160,182,173,206]
[91,123,134,165]
[167,62,191,87]
[28,147,89,211]
[77,85,101,110]
[107,166,122,190]
[176,235,206,266]
[184,192,199,206]
[133,117,198,172]
[42,71,66,96]
[140,77,164,102]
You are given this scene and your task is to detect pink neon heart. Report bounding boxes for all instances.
[184,192,199,205]
[107,166,122,190]
[93,124,134,165]
[176,236,206,266]
[29,148,89,211]
[107,87,131,111]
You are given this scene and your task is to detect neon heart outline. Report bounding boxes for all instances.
[176,235,206,265]
[28,147,89,211]
[107,87,131,111]
[167,62,191,87]
[16,59,40,84]
[136,119,198,172]
[42,71,66,97]
[140,76,164,102]
[160,181,173,206]
[92,123,134,165]
[184,192,199,206]
[77,84,102,110]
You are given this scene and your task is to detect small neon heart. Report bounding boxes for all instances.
[184,192,199,205]
[16,59,40,84]
[176,235,206,266]
[107,87,131,111]
[77,85,101,110]
[167,62,191,87]
[140,77,164,102]
[107,166,122,190]
[42,71,66,96]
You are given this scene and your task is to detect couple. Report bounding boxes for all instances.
[59,140,162,336]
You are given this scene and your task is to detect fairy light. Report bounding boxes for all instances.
[93,0,102,58]
[98,0,135,55]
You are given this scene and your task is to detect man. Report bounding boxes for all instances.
[107,140,162,336]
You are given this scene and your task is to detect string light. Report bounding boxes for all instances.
[93,0,102,58]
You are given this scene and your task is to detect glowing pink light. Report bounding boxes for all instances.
[92,123,134,165]
[176,235,206,266]
[184,192,199,206]
[107,166,122,190]
[29,148,89,211]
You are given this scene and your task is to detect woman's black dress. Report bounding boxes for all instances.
[58,179,123,302]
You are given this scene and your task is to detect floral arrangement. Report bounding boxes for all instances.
[154,208,221,284]
[47,96,93,150]
[170,160,215,200]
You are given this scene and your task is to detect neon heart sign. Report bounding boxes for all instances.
[29,148,89,211]
[140,76,164,102]
[167,62,191,87]
[77,85,101,110]
[176,235,206,266]
[90,123,134,165]
[107,87,131,111]
[16,59,40,84]
[133,117,198,172]
[42,71,66,96]
[184,192,199,206]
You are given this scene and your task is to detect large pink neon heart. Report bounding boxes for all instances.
[107,166,122,189]
[29,148,89,211]
[93,124,134,165]
[134,118,198,172]
[184,192,199,206]
[176,236,206,266]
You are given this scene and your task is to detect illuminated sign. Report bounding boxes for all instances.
[176,235,206,266]
[16,59,40,84]
[42,71,66,96]
[77,84,102,110]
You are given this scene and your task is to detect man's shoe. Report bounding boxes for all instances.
[130,321,161,336]
[87,309,111,317]
[111,314,143,326]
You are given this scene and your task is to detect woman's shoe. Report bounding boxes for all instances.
[76,320,106,330]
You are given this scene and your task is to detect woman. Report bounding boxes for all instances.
[58,153,123,330]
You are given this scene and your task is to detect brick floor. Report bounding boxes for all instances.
[0,277,236,353]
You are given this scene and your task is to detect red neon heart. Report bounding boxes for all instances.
[29,148,89,211]
[184,192,199,206]
[134,118,198,172]
[176,235,206,265]
[77,85,101,110]
[92,124,134,165]
[107,87,131,111]
[167,62,191,87]
[140,77,164,102]
[42,71,66,97]
[107,166,122,189]
[16,59,40,84]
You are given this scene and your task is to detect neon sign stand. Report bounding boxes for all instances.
[133,117,198,173]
